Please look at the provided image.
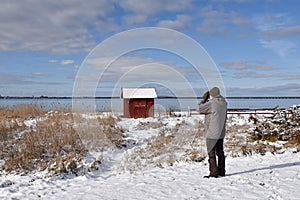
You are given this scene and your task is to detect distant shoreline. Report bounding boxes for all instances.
[1,96,300,99]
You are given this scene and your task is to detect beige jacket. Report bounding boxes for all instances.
[197,95,227,139]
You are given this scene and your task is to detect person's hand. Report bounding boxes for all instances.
[201,91,209,103]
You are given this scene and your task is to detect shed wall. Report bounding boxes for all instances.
[123,98,154,118]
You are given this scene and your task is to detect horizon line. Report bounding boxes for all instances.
[1,96,300,99]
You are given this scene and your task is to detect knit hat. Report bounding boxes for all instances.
[209,87,220,97]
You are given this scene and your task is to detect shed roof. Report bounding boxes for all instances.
[121,88,157,99]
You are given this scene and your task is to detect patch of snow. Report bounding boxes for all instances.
[24,119,38,127]
[0,151,299,199]
[0,160,5,168]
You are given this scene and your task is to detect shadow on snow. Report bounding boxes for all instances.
[226,161,300,177]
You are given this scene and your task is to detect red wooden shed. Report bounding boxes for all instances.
[121,88,157,118]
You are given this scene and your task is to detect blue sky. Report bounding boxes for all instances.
[0,0,300,97]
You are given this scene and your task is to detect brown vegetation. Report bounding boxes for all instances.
[226,109,300,157]
[1,110,86,174]
[0,105,124,175]
[118,120,207,172]
[0,103,45,120]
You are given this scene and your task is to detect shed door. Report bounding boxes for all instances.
[130,99,147,118]
[129,99,154,118]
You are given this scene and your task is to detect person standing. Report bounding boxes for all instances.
[197,87,227,178]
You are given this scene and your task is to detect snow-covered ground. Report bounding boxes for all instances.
[1,113,300,200]
[1,150,299,200]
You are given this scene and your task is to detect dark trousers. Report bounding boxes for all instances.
[206,139,225,176]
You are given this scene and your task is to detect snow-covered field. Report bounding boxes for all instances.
[1,150,299,200]
[1,110,300,200]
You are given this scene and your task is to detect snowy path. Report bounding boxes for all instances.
[1,151,299,200]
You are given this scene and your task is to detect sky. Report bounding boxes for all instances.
[0,0,300,97]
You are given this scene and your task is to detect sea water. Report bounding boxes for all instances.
[0,98,299,112]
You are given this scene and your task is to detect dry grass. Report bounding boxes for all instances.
[0,103,45,120]
[97,115,125,148]
[135,120,163,130]
[248,110,300,151]
[2,111,87,174]
[0,105,124,175]
[118,120,207,172]
[226,110,300,157]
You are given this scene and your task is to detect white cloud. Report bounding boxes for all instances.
[262,25,300,38]
[221,60,300,81]
[221,60,281,71]
[123,14,148,25]
[48,59,58,63]
[211,0,250,2]
[254,13,298,57]
[197,7,250,35]
[0,0,195,53]
[80,56,202,86]
[259,39,296,58]
[157,15,192,30]
[254,13,300,38]
[232,69,300,80]
[61,60,75,65]
[74,55,203,97]
[120,0,194,26]
[254,13,288,31]
[31,72,50,77]
[0,72,63,86]
[0,0,117,53]
[119,0,193,15]
[227,83,300,96]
